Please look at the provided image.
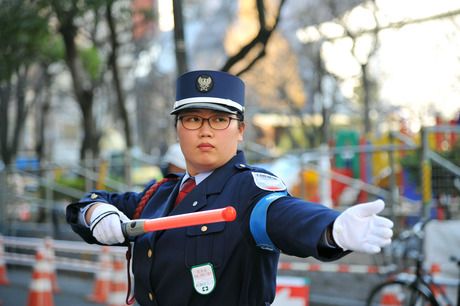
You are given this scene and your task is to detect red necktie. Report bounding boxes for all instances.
[174,178,196,207]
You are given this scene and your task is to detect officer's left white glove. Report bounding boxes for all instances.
[332,199,393,254]
[90,203,130,244]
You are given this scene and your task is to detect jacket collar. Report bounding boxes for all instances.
[203,150,247,194]
[171,150,247,214]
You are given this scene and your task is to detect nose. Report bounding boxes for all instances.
[199,119,213,136]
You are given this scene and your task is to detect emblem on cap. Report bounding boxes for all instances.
[196,75,213,92]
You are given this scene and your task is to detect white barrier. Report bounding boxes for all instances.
[5,236,391,275]
[4,235,459,284]
[3,236,126,273]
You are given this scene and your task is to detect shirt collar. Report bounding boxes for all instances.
[181,170,213,188]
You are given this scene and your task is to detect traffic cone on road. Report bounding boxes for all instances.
[429,263,445,300]
[86,246,112,304]
[379,285,402,306]
[27,249,54,306]
[107,255,130,306]
[0,235,10,285]
[43,237,60,293]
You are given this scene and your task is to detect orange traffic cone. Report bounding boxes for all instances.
[43,237,60,293]
[429,263,445,300]
[379,285,402,306]
[0,235,9,285]
[27,249,54,306]
[87,246,112,303]
[107,255,129,306]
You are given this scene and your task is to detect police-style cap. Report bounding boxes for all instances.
[171,70,245,115]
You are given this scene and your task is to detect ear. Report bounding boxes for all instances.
[237,122,245,142]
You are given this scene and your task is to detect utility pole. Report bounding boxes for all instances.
[172,0,188,76]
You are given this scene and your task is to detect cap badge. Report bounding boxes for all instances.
[196,75,213,92]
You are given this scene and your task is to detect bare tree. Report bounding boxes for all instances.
[221,0,287,76]
[172,0,188,75]
[106,0,132,149]
[336,0,380,134]
[34,66,53,162]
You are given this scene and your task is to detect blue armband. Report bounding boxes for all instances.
[249,191,287,252]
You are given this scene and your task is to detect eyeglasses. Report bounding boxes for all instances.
[178,115,240,130]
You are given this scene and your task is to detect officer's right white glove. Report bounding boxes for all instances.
[332,200,393,254]
[90,203,130,244]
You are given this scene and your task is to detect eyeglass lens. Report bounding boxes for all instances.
[180,115,238,130]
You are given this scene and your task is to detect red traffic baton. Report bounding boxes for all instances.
[122,206,237,239]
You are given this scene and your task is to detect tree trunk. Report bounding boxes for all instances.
[36,68,52,162]
[0,79,12,165]
[12,66,29,158]
[172,0,188,75]
[58,17,98,161]
[0,66,30,166]
[106,1,132,149]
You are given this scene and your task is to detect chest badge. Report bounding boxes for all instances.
[190,263,216,295]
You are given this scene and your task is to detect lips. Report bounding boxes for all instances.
[198,143,214,149]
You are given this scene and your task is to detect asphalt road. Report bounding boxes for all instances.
[0,265,120,306]
[279,253,382,306]
[0,259,380,306]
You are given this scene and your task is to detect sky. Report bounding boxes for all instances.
[322,0,460,124]
[376,0,460,121]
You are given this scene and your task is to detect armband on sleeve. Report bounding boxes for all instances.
[249,191,287,252]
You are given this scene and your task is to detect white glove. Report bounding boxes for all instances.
[332,199,393,254]
[90,203,130,244]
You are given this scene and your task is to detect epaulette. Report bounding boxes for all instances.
[234,162,253,170]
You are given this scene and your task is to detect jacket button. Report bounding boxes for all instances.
[149,292,154,301]
[90,193,98,199]
[201,225,208,232]
[147,249,153,258]
[192,201,198,207]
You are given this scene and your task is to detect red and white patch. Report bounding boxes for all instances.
[252,172,286,191]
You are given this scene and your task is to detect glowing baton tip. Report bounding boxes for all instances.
[222,206,237,222]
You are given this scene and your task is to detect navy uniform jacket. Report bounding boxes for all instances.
[67,151,347,306]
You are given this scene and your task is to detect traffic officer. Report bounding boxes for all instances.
[66,70,393,306]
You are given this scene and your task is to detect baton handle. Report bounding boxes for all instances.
[122,206,237,239]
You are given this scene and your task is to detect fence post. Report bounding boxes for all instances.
[84,153,94,192]
[388,132,399,227]
[420,127,432,218]
[124,150,132,188]
[45,166,57,237]
[319,144,332,208]
[0,162,6,233]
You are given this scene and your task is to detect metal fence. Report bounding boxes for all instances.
[0,151,161,238]
[0,126,459,238]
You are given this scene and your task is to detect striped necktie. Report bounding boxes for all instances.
[174,178,196,207]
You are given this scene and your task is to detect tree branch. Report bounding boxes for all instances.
[221,0,287,75]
